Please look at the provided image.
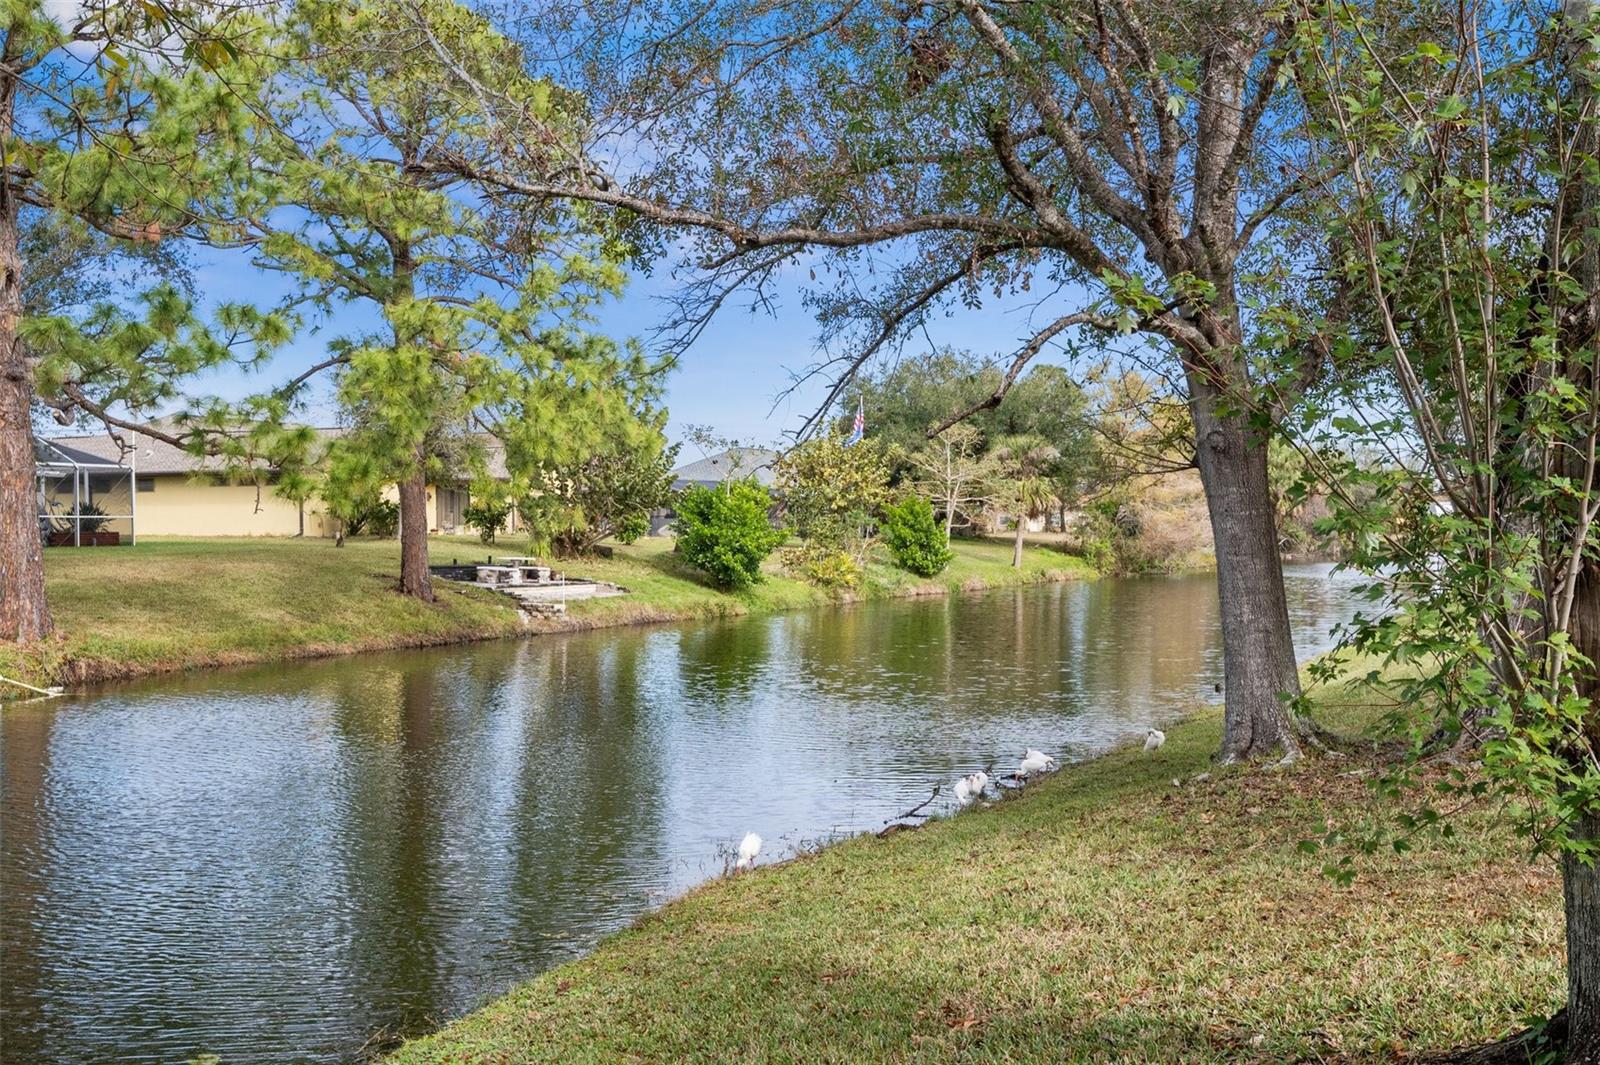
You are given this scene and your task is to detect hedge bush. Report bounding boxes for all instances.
[675,479,787,589]
[881,495,953,577]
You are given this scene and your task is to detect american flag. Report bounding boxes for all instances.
[846,398,865,446]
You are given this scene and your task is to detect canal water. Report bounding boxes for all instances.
[0,565,1367,1063]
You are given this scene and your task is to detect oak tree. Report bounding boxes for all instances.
[435,0,1335,760]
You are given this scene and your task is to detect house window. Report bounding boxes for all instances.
[136,477,155,493]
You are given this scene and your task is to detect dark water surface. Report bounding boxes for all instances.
[0,566,1366,1063]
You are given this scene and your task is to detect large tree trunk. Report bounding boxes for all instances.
[1562,563,1600,1060]
[1559,10,1600,1057]
[1192,398,1301,763]
[397,468,433,602]
[1565,809,1600,1063]
[1012,517,1024,568]
[0,91,51,643]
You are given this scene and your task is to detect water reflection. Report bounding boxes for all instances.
[0,565,1363,1064]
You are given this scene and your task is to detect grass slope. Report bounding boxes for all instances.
[505,535,1090,631]
[0,535,1088,689]
[393,685,1563,1064]
[0,537,525,687]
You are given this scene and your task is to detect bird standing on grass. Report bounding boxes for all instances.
[736,832,762,871]
[1144,728,1166,753]
[1018,749,1056,777]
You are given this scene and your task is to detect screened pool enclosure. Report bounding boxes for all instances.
[36,438,136,546]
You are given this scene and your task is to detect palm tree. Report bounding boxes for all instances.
[993,437,1060,568]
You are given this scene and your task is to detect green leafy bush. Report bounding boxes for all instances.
[675,479,786,589]
[615,510,650,544]
[784,542,864,589]
[75,501,111,534]
[336,491,399,538]
[773,434,894,543]
[516,442,677,556]
[1079,533,1116,575]
[880,495,953,577]
[464,495,513,543]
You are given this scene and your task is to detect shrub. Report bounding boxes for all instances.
[517,443,677,556]
[783,541,864,589]
[1079,533,1116,574]
[675,479,786,589]
[881,495,953,577]
[76,501,111,534]
[464,495,513,543]
[338,492,399,538]
[773,435,894,562]
[615,510,650,544]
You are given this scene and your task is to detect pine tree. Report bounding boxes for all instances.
[240,0,660,600]
[1,1,283,641]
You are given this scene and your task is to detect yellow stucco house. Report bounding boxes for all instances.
[42,428,487,539]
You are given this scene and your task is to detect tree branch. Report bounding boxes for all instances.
[928,308,1118,435]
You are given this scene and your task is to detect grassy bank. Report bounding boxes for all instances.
[392,683,1563,1064]
[0,537,524,688]
[507,534,1090,632]
[0,534,1088,690]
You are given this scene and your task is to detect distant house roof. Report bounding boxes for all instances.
[41,426,344,476]
[672,447,780,489]
[40,424,524,482]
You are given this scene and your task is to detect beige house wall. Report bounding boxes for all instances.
[132,475,483,539]
[136,476,337,537]
[377,484,468,536]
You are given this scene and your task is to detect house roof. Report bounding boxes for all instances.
[34,437,129,471]
[42,426,344,476]
[40,424,519,482]
[672,447,780,489]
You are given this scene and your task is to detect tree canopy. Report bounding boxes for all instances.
[233,0,663,596]
[426,0,1334,761]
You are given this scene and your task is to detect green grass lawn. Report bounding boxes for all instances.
[477,534,1092,631]
[391,681,1563,1064]
[0,534,1088,689]
[0,537,526,688]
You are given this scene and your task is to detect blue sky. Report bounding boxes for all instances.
[185,241,1101,454]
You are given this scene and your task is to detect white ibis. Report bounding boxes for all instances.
[1144,729,1166,753]
[953,770,990,807]
[1018,749,1056,777]
[736,832,762,871]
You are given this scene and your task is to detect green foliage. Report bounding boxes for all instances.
[615,511,651,545]
[675,480,786,589]
[9,2,299,473]
[1078,532,1117,575]
[1286,3,1600,886]
[45,501,112,538]
[774,434,894,561]
[463,495,513,544]
[516,438,677,557]
[783,543,863,590]
[331,491,399,539]
[237,0,664,573]
[842,351,1094,491]
[75,502,110,535]
[880,495,953,577]
[992,436,1060,564]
